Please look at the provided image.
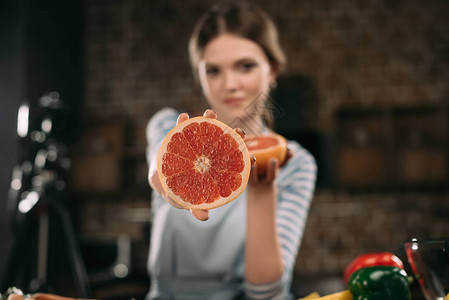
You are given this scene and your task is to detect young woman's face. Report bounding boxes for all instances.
[198,33,276,126]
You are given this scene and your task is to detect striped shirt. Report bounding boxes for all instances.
[146,108,317,300]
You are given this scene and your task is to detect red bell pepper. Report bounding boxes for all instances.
[343,252,405,284]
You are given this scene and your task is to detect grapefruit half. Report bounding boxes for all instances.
[157,116,251,210]
[245,134,288,175]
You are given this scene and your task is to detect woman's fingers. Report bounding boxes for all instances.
[280,146,293,168]
[264,158,279,183]
[250,154,256,166]
[150,171,185,209]
[177,112,189,125]
[149,170,164,195]
[190,209,210,221]
[165,196,186,210]
[249,156,280,186]
[152,172,209,215]
[249,163,259,185]
[203,109,217,119]
[234,127,246,139]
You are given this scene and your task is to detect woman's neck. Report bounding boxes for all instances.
[220,113,267,136]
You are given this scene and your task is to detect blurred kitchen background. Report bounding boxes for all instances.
[1,0,448,299]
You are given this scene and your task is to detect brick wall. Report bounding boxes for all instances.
[298,191,449,275]
[77,0,449,279]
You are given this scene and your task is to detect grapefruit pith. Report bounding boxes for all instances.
[157,116,251,210]
[245,134,288,175]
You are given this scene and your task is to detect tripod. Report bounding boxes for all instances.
[2,94,91,297]
[2,94,92,296]
[2,148,92,298]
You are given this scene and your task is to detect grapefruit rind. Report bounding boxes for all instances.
[245,134,288,175]
[157,116,251,210]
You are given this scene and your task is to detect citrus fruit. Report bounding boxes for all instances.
[157,116,251,210]
[245,133,288,174]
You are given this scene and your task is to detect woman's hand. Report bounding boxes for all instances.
[248,147,293,186]
[149,108,247,222]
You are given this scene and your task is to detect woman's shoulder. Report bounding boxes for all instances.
[146,108,179,134]
[149,107,179,124]
[287,139,316,168]
[277,139,317,181]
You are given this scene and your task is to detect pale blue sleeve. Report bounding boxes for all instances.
[244,142,317,300]
[146,108,179,173]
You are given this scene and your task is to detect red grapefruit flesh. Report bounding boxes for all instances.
[245,134,288,175]
[157,117,251,210]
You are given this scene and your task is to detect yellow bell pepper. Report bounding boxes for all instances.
[300,292,320,299]
[298,290,352,300]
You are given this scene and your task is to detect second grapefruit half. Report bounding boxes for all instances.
[157,116,251,210]
[245,133,288,175]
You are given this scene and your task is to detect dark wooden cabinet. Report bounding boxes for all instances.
[393,106,448,187]
[335,105,448,190]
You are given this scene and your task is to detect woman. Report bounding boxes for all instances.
[146,2,317,299]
